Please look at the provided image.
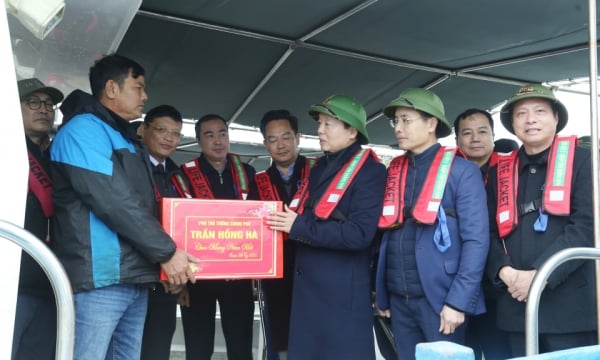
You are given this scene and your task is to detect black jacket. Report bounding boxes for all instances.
[486,146,596,333]
[151,157,187,198]
[187,153,258,200]
[257,155,311,351]
[51,90,176,292]
[19,136,54,299]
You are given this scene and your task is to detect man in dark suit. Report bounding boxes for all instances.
[179,114,258,360]
[140,104,189,360]
[256,109,313,359]
[454,108,511,360]
[375,88,489,360]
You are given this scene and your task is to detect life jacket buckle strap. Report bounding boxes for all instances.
[518,199,542,216]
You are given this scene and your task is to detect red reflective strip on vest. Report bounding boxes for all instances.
[255,171,280,201]
[412,147,457,224]
[313,149,378,220]
[543,136,576,215]
[181,159,215,199]
[28,151,53,218]
[378,155,408,228]
[495,151,519,238]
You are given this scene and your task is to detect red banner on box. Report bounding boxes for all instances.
[161,198,283,279]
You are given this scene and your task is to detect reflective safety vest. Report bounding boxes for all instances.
[181,154,250,199]
[379,146,458,228]
[495,135,576,238]
[289,149,378,220]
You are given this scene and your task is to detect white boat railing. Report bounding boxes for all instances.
[0,220,74,360]
[526,247,600,356]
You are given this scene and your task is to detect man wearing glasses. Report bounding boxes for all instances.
[375,88,489,360]
[140,104,191,360]
[12,78,63,360]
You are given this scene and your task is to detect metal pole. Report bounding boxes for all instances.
[587,0,600,344]
[0,220,75,360]
[526,247,600,355]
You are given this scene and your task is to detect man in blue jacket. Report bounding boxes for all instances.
[375,88,489,360]
[51,54,197,360]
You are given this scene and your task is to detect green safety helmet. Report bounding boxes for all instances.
[309,94,369,144]
[500,83,568,135]
[382,88,451,138]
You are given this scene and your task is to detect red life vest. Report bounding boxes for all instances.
[181,154,250,200]
[289,148,378,220]
[378,146,458,228]
[28,151,53,218]
[255,157,314,202]
[482,151,517,185]
[494,150,519,237]
[495,135,576,238]
[488,152,500,168]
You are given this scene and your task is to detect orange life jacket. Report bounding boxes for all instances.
[378,146,458,228]
[495,135,576,237]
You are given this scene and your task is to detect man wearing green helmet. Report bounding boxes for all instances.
[486,84,596,356]
[374,88,489,360]
[267,95,386,359]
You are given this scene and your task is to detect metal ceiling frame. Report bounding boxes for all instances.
[137,2,595,124]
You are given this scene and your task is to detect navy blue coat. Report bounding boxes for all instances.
[377,145,489,316]
[287,142,386,360]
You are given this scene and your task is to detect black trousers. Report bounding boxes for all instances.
[140,286,178,360]
[11,293,56,360]
[181,280,254,360]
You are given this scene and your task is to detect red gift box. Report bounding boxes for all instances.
[161,198,283,279]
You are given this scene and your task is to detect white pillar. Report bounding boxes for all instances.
[0,6,29,359]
